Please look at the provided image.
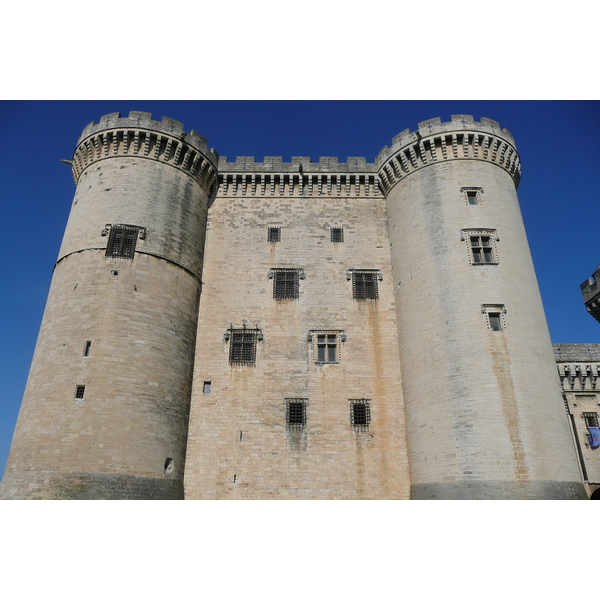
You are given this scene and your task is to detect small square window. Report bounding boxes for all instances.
[462,187,483,205]
[105,225,140,259]
[272,269,301,300]
[482,305,506,331]
[228,329,258,365]
[75,385,85,399]
[350,399,371,429]
[330,227,344,243]
[286,399,307,428]
[351,270,380,300]
[268,227,281,243]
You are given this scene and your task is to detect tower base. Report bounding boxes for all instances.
[0,472,183,500]
[410,480,587,500]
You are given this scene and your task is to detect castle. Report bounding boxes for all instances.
[1,111,597,500]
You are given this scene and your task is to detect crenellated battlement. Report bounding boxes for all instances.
[72,112,219,191]
[376,115,522,194]
[218,155,376,173]
[217,155,378,198]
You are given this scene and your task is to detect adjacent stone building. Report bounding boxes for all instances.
[0,111,593,499]
[581,265,600,324]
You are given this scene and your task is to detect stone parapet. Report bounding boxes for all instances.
[376,114,522,194]
[72,111,219,192]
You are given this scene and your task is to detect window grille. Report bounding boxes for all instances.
[330,227,344,243]
[272,269,301,300]
[286,398,307,428]
[75,385,85,399]
[351,270,380,300]
[350,399,371,429]
[268,227,281,243]
[105,225,139,259]
[229,329,258,365]
[583,412,600,428]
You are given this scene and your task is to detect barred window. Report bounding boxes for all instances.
[105,225,139,259]
[350,399,371,428]
[286,398,307,428]
[330,227,344,243]
[75,385,85,400]
[272,269,301,300]
[268,227,281,243]
[229,329,258,365]
[583,412,600,428]
[351,270,380,300]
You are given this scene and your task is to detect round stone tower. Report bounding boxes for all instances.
[377,114,586,499]
[0,112,218,499]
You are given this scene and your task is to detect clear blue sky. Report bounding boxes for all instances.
[1,100,599,478]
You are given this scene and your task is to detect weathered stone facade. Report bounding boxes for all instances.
[0,112,590,499]
[554,344,600,499]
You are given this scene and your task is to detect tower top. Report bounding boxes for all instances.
[77,111,214,155]
[71,112,218,190]
[375,115,521,194]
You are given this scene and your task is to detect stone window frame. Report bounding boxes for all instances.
[347,269,382,300]
[102,223,146,260]
[461,186,484,205]
[308,330,346,364]
[269,268,304,300]
[482,304,507,331]
[350,398,371,430]
[461,229,499,266]
[225,324,263,366]
[286,398,308,430]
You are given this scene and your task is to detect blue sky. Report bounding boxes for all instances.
[1,100,599,478]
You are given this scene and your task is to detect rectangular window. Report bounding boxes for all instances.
[350,399,371,428]
[106,225,139,259]
[272,269,300,300]
[470,235,496,264]
[352,270,379,300]
[286,399,307,428]
[583,412,600,428]
[268,227,281,243]
[316,334,337,363]
[83,340,92,357]
[229,329,258,365]
[482,304,506,331]
[75,385,85,399]
[203,381,212,394]
[462,187,483,205]
[330,227,344,243]
[488,313,502,331]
